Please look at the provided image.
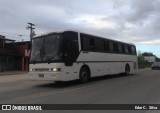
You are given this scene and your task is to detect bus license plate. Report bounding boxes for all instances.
[39,74,44,77]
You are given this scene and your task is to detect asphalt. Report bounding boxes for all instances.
[0,68,160,113]
[0,71,28,76]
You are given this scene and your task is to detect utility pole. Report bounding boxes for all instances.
[26,22,36,58]
[26,22,36,41]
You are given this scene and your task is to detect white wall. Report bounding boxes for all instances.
[144,56,156,63]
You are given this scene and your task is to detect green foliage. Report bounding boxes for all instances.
[142,52,154,56]
[156,57,160,62]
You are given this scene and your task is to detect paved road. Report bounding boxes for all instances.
[0,68,160,113]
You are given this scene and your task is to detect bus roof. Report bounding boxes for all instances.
[33,29,135,46]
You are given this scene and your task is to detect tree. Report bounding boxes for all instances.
[142,52,154,56]
[138,51,144,64]
[156,57,160,62]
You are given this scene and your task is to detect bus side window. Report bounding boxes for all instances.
[125,45,129,54]
[131,46,136,55]
[113,42,118,53]
[81,34,90,51]
[105,41,110,52]
[90,38,95,51]
[128,46,132,54]
[95,38,105,52]
[109,41,114,53]
[118,43,122,53]
[121,44,125,53]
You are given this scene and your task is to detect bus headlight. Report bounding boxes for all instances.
[29,68,33,72]
[51,68,61,72]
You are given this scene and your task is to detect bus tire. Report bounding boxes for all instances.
[125,64,130,75]
[79,67,90,83]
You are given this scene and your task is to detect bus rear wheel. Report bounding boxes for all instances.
[79,67,90,83]
[125,64,130,75]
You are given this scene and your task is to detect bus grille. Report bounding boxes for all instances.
[34,68,49,71]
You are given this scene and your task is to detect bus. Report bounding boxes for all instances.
[28,30,138,83]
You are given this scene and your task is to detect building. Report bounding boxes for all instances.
[15,41,31,71]
[144,56,156,63]
[0,35,30,72]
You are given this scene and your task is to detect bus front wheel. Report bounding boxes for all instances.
[79,67,90,83]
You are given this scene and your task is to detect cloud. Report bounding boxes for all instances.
[127,0,156,23]
[138,40,160,45]
[0,0,160,57]
[69,15,118,29]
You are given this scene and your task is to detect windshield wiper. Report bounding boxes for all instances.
[46,56,55,64]
[31,57,37,64]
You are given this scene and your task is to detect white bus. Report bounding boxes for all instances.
[29,30,138,83]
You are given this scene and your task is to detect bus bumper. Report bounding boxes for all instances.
[28,72,66,81]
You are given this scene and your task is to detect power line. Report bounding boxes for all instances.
[0,32,29,37]
[0,33,30,42]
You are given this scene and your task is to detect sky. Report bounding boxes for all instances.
[0,0,160,57]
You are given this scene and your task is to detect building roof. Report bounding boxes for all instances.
[15,41,30,44]
[15,41,30,46]
[0,35,5,39]
[0,35,15,41]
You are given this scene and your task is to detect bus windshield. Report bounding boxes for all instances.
[30,34,63,63]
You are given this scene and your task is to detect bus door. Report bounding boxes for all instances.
[63,31,79,66]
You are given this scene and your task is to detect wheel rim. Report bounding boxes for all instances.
[80,69,89,82]
[81,71,88,80]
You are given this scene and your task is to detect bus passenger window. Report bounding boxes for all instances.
[113,43,118,53]
[128,46,132,54]
[118,43,122,53]
[122,44,125,53]
[125,45,129,54]
[131,46,136,55]
[81,34,90,51]
[105,41,110,52]
[90,38,95,51]
[95,39,105,52]
[109,42,114,53]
